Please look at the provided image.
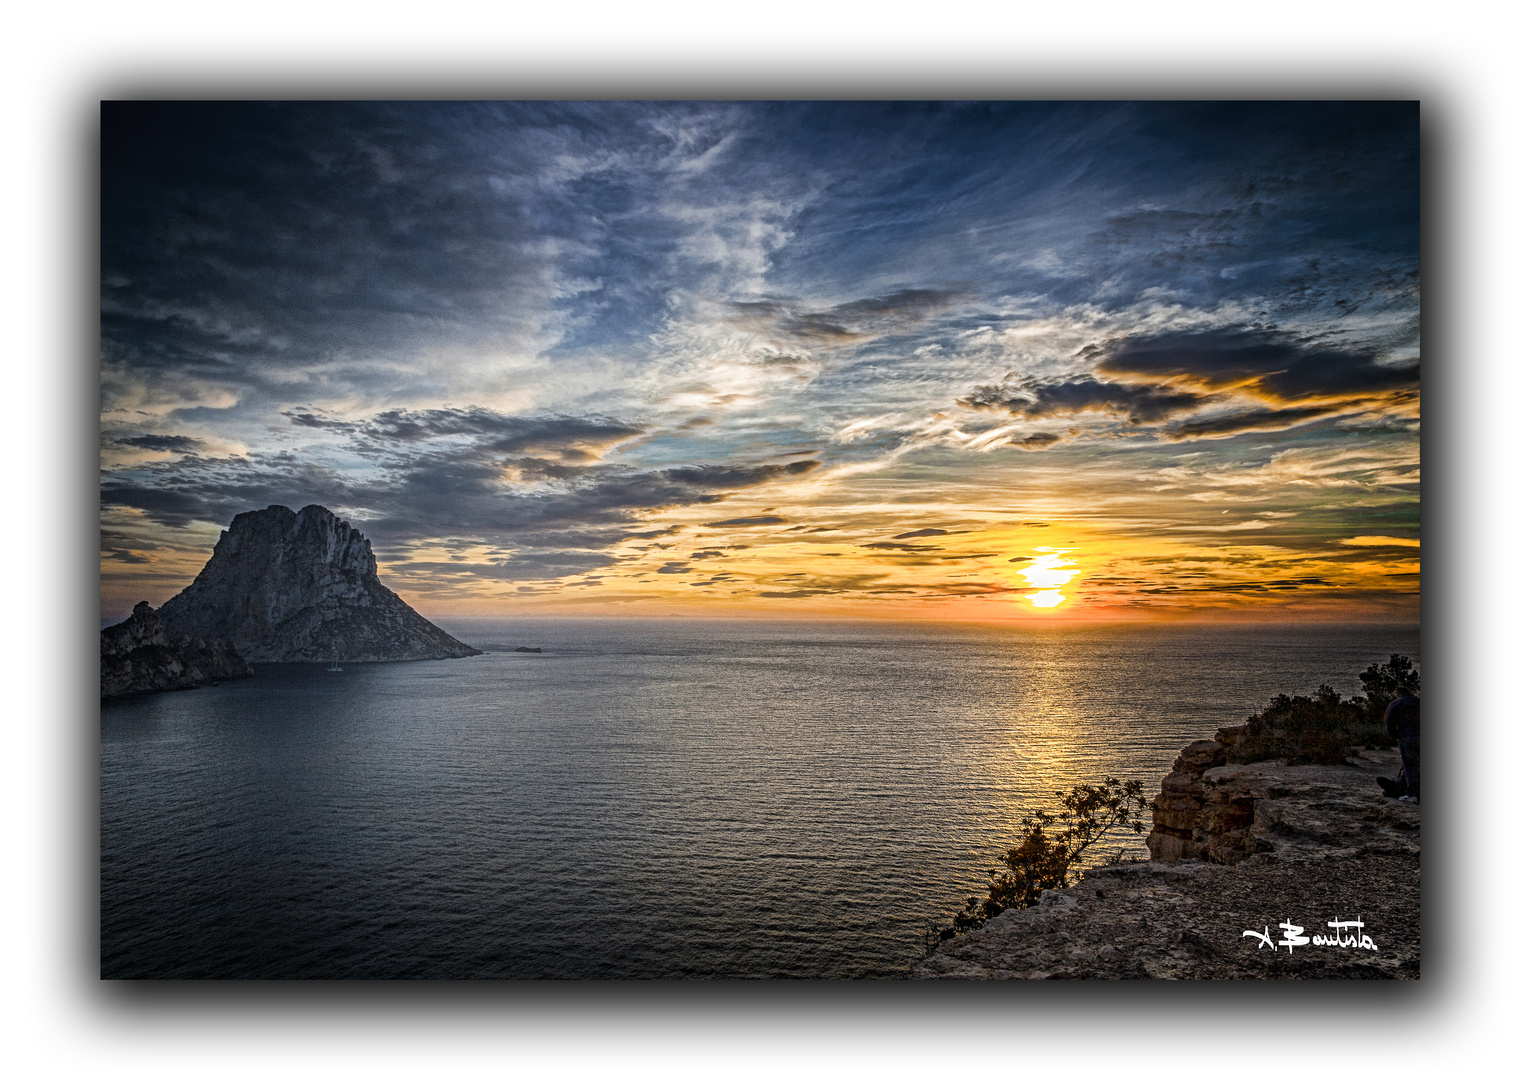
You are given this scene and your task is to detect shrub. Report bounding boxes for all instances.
[1229,655,1418,765]
[932,778,1147,941]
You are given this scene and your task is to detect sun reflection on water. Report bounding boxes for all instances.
[1017,548,1080,609]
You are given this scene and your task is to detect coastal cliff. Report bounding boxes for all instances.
[914,730,1420,979]
[102,504,480,698]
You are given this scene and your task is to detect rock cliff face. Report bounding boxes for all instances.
[1146,723,1260,864]
[100,600,253,698]
[154,504,481,663]
[102,504,480,698]
[915,741,1420,980]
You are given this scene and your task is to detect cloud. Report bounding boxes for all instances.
[958,325,1419,449]
[893,528,949,539]
[118,434,205,453]
[960,375,1209,424]
[102,103,593,401]
[397,551,624,581]
[362,460,819,544]
[285,410,359,432]
[288,408,646,460]
[754,571,894,598]
[1178,519,1276,532]
[102,408,822,563]
[706,515,789,527]
[1091,329,1419,404]
[1340,535,1421,547]
[1161,404,1346,440]
[725,288,960,346]
[364,410,645,457]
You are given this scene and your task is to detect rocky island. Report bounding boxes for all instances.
[914,725,1420,980]
[101,504,480,699]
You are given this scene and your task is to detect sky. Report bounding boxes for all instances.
[100,101,1420,623]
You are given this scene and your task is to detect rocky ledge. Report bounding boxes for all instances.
[914,738,1420,980]
[102,504,480,698]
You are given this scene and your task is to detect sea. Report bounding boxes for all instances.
[100,618,1420,979]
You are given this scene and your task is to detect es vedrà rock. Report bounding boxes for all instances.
[101,504,480,698]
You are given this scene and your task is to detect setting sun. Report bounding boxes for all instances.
[1018,548,1081,609]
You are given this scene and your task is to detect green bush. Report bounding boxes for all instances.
[1230,655,1418,765]
[931,778,1147,942]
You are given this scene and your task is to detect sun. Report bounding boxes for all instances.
[1017,548,1080,609]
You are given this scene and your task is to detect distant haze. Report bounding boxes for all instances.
[100,102,1419,623]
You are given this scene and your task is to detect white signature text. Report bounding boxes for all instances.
[1241,919,1378,954]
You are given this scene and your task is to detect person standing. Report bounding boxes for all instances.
[1383,685,1420,803]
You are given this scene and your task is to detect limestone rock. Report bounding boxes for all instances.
[155,504,482,663]
[100,600,253,698]
[102,505,481,698]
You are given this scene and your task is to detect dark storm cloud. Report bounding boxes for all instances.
[1091,329,1419,403]
[959,375,1210,424]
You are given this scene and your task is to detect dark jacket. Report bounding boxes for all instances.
[1383,693,1421,739]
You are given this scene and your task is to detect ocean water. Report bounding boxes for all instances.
[100,618,1419,979]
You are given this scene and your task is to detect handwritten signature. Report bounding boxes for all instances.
[1242,919,1378,954]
